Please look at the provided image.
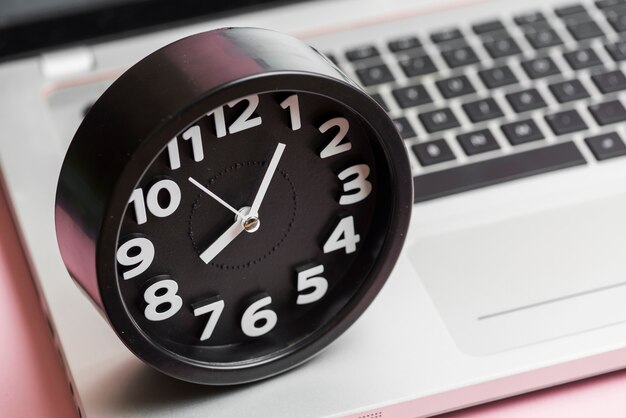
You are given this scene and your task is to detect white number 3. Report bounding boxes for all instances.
[338,164,372,205]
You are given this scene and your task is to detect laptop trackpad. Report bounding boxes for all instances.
[409,193,626,355]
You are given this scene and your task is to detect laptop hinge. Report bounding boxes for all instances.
[40,47,95,80]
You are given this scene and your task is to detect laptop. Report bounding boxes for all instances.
[2,0,626,416]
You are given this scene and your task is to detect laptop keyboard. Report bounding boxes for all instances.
[326,1,626,203]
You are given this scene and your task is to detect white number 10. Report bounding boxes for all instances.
[128,179,181,225]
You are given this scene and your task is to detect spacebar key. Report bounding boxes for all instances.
[413,142,586,202]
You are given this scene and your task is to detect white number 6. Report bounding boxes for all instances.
[241,296,277,337]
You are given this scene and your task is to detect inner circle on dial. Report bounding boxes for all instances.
[188,161,297,270]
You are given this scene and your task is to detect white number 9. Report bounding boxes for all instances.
[116,237,154,280]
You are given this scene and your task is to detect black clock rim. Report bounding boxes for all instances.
[80,62,410,383]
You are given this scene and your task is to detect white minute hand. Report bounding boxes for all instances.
[249,142,286,217]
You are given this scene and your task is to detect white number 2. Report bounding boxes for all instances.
[296,264,328,305]
[319,117,351,158]
[144,279,183,321]
[323,216,360,254]
[338,164,372,205]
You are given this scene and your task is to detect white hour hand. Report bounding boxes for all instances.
[199,221,244,264]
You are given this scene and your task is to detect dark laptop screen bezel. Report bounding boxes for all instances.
[0,0,310,62]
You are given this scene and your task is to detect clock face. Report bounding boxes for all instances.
[114,90,392,366]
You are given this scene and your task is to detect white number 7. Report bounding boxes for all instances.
[193,298,225,341]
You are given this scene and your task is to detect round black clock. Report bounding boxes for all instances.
[55,28,412,384]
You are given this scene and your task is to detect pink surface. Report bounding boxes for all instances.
[2,184,626,417]
[0,187,77,418]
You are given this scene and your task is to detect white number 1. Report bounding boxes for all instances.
[280,94,301,131]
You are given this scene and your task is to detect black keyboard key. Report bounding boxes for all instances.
[345,45,379,61]
[388,36,422,52]
[392,85,432,108]
[501,119,544,145]
[506,89,547,112]
[370,93,389,112]
[549,79,590,102]
[412,139,456,166]
[555,4,587,16]
[462,98,504,122]
[413,142,586,202]
[596,0,626,9]
[526,28,563,49]
[607,13,626,32]
[521,56,560,79]
[441,46,479,68]
[436,75,475,98]
[457,129,500,155]
[419,108,460,133]
[585,132,626,159]
[588,100,626,125]
[564,48,603,69]
[567,19,604,40]
[483,37,522,58]
[563,11,595,24]
[430,28,463,43]
[355,64,395,86]
[392,117,416,139]
[545,109,588,135]
[592,69,626,93]
[479,66,518,88]
[605,40,626,61]
[514,11,546,25]
[473,20,506,34]
[398,55,438,77]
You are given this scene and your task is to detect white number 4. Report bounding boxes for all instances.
[323,216,360,254]
[296,264,328,305]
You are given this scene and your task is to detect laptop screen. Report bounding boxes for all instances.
[0,0,310,62]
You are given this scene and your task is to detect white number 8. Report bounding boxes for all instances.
[144,279,183,321]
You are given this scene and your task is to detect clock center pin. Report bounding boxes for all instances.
[237,206,260,233]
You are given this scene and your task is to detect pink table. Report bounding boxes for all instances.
[2,185,626,417]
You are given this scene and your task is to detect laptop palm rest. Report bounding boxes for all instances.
[409,192,626,355]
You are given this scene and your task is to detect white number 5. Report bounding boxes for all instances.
[296,264,328,305]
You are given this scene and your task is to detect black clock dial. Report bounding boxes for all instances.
[116,91,387,365]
